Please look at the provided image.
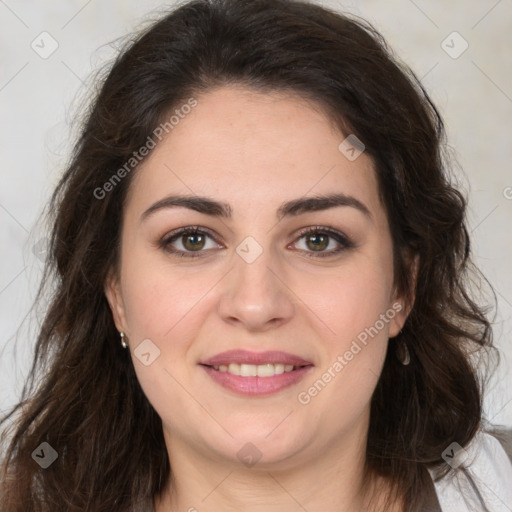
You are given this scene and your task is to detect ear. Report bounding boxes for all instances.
[104,269,128,334]
[388,254,419,338]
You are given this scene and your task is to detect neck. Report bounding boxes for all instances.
[154,421,399,512]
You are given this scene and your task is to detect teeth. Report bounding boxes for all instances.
[228,363,240,375]
[274,364,285,375]
[212,363,297,377]
[241,364,257,377]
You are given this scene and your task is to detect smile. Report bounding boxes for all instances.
[211,362,296,377]
[201,363,313,396]
[200,349,314,396]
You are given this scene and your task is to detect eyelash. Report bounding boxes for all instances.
[159,225,354,259]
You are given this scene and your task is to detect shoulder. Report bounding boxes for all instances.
[488,427,512,462]
[430,428,512,512]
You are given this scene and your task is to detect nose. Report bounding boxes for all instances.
[217,245,295,332]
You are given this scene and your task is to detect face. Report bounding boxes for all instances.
[106,85,409,470]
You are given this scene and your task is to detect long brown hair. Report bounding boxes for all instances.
[0,1,495,510]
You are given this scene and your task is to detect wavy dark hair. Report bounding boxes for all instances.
[0,0,495,510]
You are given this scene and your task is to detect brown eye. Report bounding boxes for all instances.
[305,233,329,251]
[160,226,221,258]
[292,226,355,258]
[182,233,206,251]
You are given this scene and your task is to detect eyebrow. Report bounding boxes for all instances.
[141,193,372,222]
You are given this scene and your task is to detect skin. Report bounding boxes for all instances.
[105,85,411,512]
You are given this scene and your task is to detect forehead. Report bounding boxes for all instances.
[125,86,383,221]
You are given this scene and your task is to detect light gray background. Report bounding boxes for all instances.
[1,1,511,427]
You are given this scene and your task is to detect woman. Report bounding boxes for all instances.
[1,0,511,510]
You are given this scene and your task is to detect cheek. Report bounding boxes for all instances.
[307,256,395,348]
[295,252,395,412]
[120,249,215,341]
[119,257,213,422]
[321,275,392,382]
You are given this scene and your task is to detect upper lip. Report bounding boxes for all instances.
[200,350,313,367]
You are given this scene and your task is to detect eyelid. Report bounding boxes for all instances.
[291,225,355,257]
[294,225,353,243]
[159,224,354,258]
[161,225,218,242]
[159,225,222,258]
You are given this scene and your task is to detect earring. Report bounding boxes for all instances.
[120,332,129,349]
[396,338,410,365]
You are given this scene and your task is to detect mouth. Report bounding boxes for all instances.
[203,362,308,377]
[199,350,314,396]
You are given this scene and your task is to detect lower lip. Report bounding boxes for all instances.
[201,365,313,396]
